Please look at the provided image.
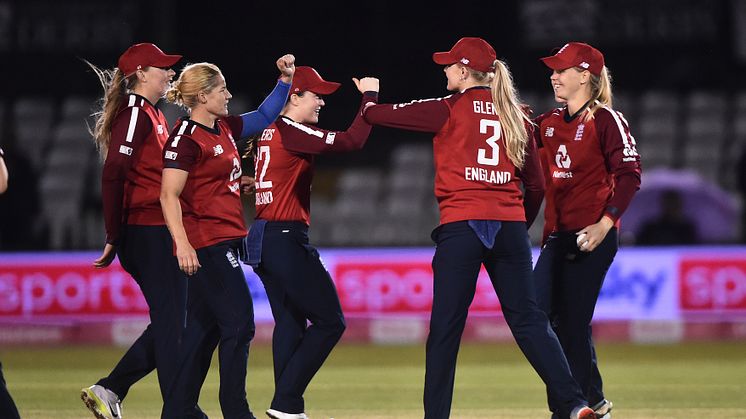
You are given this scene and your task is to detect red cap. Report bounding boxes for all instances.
[289,66,341,95]
[118,43,182,77]
[540,42,605,76]
[432,37,497,73]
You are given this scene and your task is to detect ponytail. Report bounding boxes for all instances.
[491,59,531,169]
[584,66,613,121]
[85,60,137,159]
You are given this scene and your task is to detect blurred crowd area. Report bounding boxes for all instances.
[1,0,746,250]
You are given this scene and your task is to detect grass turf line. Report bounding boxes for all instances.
[2,341,745,418]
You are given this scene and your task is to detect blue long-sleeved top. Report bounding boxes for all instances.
[239,79,291,138]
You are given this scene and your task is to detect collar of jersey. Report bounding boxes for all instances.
[128,93,156,108]
[563,99,593,123]
[187,118,221,135]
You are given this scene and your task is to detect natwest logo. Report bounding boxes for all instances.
[680,258,746,311]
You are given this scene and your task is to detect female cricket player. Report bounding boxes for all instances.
[534,42,642,419]
[245,66,379,419]
[362,37,596,419]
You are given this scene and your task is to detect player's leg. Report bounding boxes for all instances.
[129,226,189,400]
[256,265,307,387]
[0,362,20,419]
[192,240,256,419]
[259,222,345,415]
[83,226,156,419]
[533,232,569,416]
[485,221,587,418]
[161,280,218,419]
[424,221,483,419]
[554,228,618,408]
[93,326,155,401]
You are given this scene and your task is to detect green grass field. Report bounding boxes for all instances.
[2,341,745,418]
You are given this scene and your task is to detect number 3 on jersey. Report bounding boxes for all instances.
[477,119,501,166]
[255,145,273,189]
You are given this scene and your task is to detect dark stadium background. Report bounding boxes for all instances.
[2,0,744,250]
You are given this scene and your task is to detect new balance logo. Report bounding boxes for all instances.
[545,127,554,137]
[214,145,224,156]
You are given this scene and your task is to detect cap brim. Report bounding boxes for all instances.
[432,51,457,65]
[540,55,573,71]
[307,81,341,95]
[151,53,183,68]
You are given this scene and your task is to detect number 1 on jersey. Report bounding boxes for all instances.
[255,145,273,189]
[477,119,501,166]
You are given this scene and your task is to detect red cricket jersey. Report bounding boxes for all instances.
[364,86,544,225]
[254,93,378,224]
[101,94,171,244]
[163,116,247,249]
[535,104,642,236]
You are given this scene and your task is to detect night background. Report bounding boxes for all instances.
[1,2,746,418]
[1,0,745,250]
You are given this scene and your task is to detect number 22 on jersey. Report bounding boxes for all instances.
[255,145,273,189]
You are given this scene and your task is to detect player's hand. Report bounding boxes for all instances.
[176,240,201,275]
[93,243,117,268]
[277,54,295,83]
[576,216,614,252]
[241,175,256,194]
[352,77,379,94]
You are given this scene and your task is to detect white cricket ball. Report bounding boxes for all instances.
[576,233,588,247]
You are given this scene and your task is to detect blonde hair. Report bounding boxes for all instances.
[583,66,613,121]
[165,62,223,110]
[468,60,531,169]
[85,60,138,159]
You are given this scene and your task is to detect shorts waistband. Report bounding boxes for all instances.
[262,221,309,232]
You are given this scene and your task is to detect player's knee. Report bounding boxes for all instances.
[236,319,256,343]
[325,313,346,339]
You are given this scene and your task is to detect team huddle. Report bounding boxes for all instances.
[79,37,640,419]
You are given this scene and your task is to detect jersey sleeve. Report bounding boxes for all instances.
[280,92,379,155]
[163,134,202,172]
[532,111,552,149]
[595,108,642,221]
[101,107,154,245]
[517,122,546,227]
[363,95,451,132]
[238,80,291,138]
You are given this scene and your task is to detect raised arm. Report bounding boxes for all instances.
[281,77,380,155]
[363,94,451,133]
[238,54,295,137]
